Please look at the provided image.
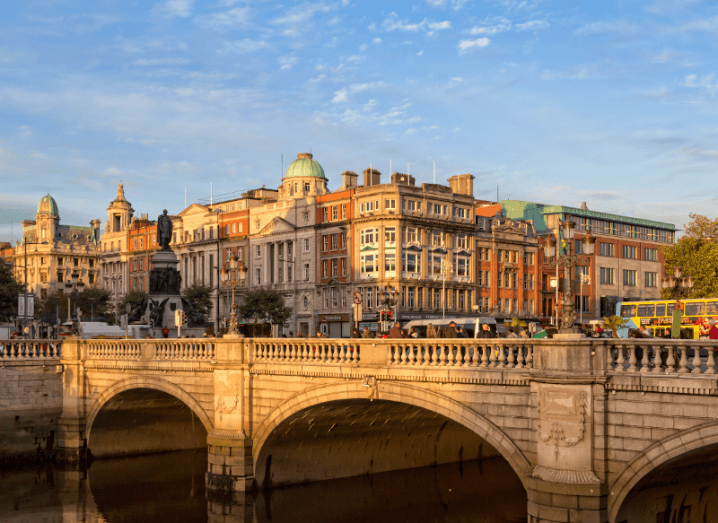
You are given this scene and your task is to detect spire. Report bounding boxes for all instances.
[114,183,127,202]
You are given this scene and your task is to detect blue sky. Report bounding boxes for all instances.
[0,0,716,241]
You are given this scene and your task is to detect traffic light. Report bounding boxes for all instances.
[174,309,186,327]
[387,311,393,320]
[379,311,385,321]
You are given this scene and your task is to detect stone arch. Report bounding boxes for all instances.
[608,420,718,522]
[85,376,214,439]
[252,380,532,485]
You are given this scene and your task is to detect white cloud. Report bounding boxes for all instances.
[469,20,511,35]
[195,8,251,30]
[332,89,348,103]
[423,0,469,9]
[515,20,549,31]
[541,66,598,80]
[218,39,272,54]
[428,21,451,30]
[372,37,382,44]
[150,0,194,18]
[133,57,190,66]
[381,13,451,34]
[278,55,299,70]
[272,2,335,37]
[417,50,424,56]
[331,82,388,103]
[682,73,718,95]
[360,44,368,51]
[458,38,490,54]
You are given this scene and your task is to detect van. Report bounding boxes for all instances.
[402,317,498,338]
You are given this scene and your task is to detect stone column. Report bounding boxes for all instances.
[206,339,255,499]
[56,337,91,466]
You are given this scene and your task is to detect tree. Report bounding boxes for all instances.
[0,261,23,323]
[183,284,213,316]
[36,290,68,325]
[238,289,292,325]
[603,315,629,338]
[75,287,111,322]
[662,214,718,299]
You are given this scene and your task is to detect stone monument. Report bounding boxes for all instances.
[128,210,206,338]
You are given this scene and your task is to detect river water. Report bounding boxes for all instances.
[4,449,718,522]
[0,451,526,523]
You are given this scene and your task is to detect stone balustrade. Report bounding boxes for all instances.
[604,339,718,375]
[0,339,62,360]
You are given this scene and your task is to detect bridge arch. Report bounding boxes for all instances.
[252,380,532,485]
[608,420,718,522]
[85,375,214,439]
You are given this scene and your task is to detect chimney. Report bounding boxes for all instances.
[363,168,381,187]
[448,173,474,196]
[391,172,415,186]
[341,170,358,190]
[580,201,588,210]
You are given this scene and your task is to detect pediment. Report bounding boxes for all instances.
[258,217,296,236]
[177,203,211,217]
[492,224,526,236]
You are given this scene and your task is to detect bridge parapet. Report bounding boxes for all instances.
[0,339,62,360]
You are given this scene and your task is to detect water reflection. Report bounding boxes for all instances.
[0,451,527,523]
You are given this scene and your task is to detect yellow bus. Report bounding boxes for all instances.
[616,298,718,339]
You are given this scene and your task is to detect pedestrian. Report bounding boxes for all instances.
[409,327,419,339]
[426,323,437,339]
[478,323,495,338]
[709,319,718,340]
[638,325,653,338]
[388,322,402,338]
[351,327,361,338]
[699,317,711,339]
[297,331,304,337]
[289,331,294,337]
[362,327,370,338]
[443,321,457,338]
[456,326,468,338]
[316,331,323,338]
[671,300,684,339]
[519,328,530,339]
[162,326,169,338]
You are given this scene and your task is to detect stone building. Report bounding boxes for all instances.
[100,184,134,303]
[247,154,323,337]
[1,194,101,303]
[352,170,477,330]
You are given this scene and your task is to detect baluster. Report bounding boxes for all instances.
[498,342,506,368]
[678,346,689,373]
[515,345,525,369]
[707,346,717,374]
[489,344,497,367]
[350,343,356,363]
[468,345,478,366]
[606,343,614,371]
[651,345,663,373]
[427,344,436,365]
[480,345,489,367]
[436,344,444,366]
[664,346,676,373]
[616,345,625,372]
[639,343,650,373]
[691,344,703,374]
[628,345,637,373]
[399,344,407,365]
[506,345,515,369]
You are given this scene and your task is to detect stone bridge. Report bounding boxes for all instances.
[18,335,718,522]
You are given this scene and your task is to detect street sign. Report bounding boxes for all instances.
[353,292,362,305]
[18,294,34,318]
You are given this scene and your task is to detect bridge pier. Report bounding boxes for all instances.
[526,482,607,523]
[205,431,255,497]
[56,336,91,466]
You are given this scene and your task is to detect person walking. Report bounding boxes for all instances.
[362,327,370,338]
[443,321,458,338]
[456,326,467,338]
[426,323,437,339]
[388,322,402,338]
[162,326,169,338]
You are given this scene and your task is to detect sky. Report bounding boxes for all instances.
[1,0,717,242]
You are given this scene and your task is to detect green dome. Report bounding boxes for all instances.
[37,193,59,216]
[284,153,326,179]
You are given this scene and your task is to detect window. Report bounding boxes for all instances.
[255,220,260,230]
[524,274,535,290]
[232,223,236,233]
[407,287,415,308]
[455,256,468,277]
[385,227,396,243]
[405,227,418,243]
[342,204,347,219]
[139,259,144,271]
[340,233,346,249]
[432,232,442,246]
[57,271,64,283]
[323,208,329,222]
[599,243,615,257]
[478,248,490,261]
[637,304,655,317]
[622,245,637,259]
[323,288,329,308]
[331,235,338,250]
[458,290,465,309]
[238,223,243,233]
[402,253,420,274]
[406,200,417,211]
[304,182,310,193]
[686,302,705,316]
[322,260,328,278]
[256,245,261,258]
[332,259,338,277]
[385,254,396,272]
[322,236,328,252]
[386,199,396,210]
[645,272,657,288]
[575,295,590,313]
[304,263,309,280]
[456,208,466,219]
[360,228,378,245]
[256,269,261,285]
[332,287,338,307]
[600,267,615,285]
[361,254,377,273]
[74,257,79,267]
[457,235,468,250]
[360,203,365,213]
[433,288,441,309]
[341,258,347,276]
[434,203,441,214]
[367,287,374,309]
[623,269,637,286]
[305,239,310,252]
[644,248,658,262]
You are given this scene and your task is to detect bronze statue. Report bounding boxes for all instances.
[157,209,173,250]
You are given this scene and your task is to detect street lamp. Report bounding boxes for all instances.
[542,223,595,334]
[221,255,247,336]
[65,271,85,335]
[382,286,398,330]
[662,266,694,295]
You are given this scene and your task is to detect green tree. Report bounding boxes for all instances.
[183,284,213,316]
[603,315,630,338]
[75,287,111,322]
[238,289,292,325]
[119,291,148,315]
[662,214,718,300]
[0,260,23,323]
[36,290,68,325]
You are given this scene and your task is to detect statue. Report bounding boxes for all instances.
[157,209,173,250]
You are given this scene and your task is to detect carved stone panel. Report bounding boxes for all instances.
[533,383,600,484]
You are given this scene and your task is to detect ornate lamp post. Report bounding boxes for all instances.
[221,255,247,336]
[65,271,85,335]
[381,286,398,330]
[662,266,694,296]
[542,222,595,334]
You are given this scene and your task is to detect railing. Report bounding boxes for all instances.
[85,339,216,361]
[0,339,62,360]
[384,340,534,368]
[606,339,718,375]
[253,340,358,364]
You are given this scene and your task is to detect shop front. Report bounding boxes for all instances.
[318,313,350,338]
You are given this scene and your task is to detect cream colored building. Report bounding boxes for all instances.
[3,194,101,309]
[99,184,134,300]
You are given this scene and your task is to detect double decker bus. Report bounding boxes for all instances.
[616,298,718,338]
